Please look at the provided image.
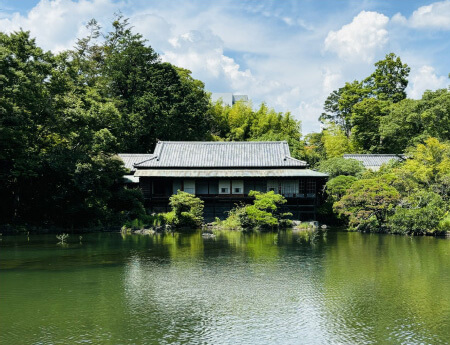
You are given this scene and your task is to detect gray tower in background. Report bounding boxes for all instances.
[211,93,249,106]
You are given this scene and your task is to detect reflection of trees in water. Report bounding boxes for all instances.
[321,232,450,344]
[121,230,337,344]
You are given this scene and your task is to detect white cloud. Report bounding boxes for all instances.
[410,1,450,29]
[3,0,449,135]
[392,1,450,30]
[407,65,448,99]
[324,11,389,63]
[162,30,254,91]
[322,69,343,95]
[0,0,122,52]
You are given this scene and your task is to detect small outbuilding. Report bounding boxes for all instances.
[343,154,405,171]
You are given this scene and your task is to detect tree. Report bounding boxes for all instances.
[210,100,305,160]
[334,178,400,232]
[320,81,370,136]
[351,98,389,152]
[379,98,422,153]
[320,53,410,138]
[316,157,365,178]
[220,191,290,231]
[326,175,357,202]
[396,138,450,197]
[380,89,450,153]
[321,123,353,158]
[364,53,410,103]
[166,191,204,229]
[387,190,446,235]
[99,15,212,153]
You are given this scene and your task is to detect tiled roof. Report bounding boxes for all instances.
[117,153,155,172]
[135,141,307,168]
[135,169,327,178]
[343,154,405,168]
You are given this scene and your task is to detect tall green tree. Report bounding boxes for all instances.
[351,98,389,152]
[364,53,410,103]
[320,81,370,136]
[320,53,410,141]
[101,16,212,152]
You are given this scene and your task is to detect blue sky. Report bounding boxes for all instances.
[1,0,449,133]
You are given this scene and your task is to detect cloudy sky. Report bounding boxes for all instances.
[1,0,449,132]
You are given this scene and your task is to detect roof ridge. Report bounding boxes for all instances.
[156,141,287,144]
[344,154,404,156]
[134,156,158,166]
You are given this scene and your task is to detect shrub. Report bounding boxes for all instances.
[334,178,400,232]
[438,215,450,232]
[388,191,446,235]
[168,191,204,229]
[110,188,146,221]
[218,191,291,231]
[326,175,357,202]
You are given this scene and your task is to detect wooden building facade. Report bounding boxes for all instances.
[122,141,328,221]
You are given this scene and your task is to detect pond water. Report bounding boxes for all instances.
[1,230,450,345]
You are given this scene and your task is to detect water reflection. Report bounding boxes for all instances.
[1,230,450,344]
[122,230,331,344]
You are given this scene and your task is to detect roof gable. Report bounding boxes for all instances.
[135,141,307,168]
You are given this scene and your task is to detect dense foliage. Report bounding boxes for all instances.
[0,18,307,231]
[164,191,204,229]
[0,19,213,230]
[2,17,450,235]
[330,138,450,234]
[316,157,365,179]
[216,191,291,231]
[209,101,304,159]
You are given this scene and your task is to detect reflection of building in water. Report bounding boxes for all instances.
[119,141,328,221]
[211,93,249,106]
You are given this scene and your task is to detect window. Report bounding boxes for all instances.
[232,180,243,195]
[306,180,316,197]
[183,180,195,194]
[219,180,230,194]
[172,180,182,194]
[209,181,219,194]
[299,180,305,195]
[196,181,209,194]
[267,180,278,193]
[281,180,299,197]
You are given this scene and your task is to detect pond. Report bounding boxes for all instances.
[1,230,450,345]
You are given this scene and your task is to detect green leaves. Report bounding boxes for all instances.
[316,157,365,178]
[334,178,400,232]
[320,53,410,152]
[168,191,204,229]
[221,191,290,231]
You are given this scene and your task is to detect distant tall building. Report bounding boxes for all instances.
[211,93,249,106]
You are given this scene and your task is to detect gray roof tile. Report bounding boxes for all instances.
[343,154,405,167]
[118,153,155,172]
[135,141,307,168]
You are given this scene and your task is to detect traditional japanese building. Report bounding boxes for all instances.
[125,141,328,221]
[343,154,405,171]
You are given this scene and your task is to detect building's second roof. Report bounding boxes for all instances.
[135,141,307,168]
[118,153,155,172]
[343,154,405,168]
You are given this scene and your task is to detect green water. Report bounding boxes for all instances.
[1,230,450,345]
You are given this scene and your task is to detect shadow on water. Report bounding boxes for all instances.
[1,229,450,344]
